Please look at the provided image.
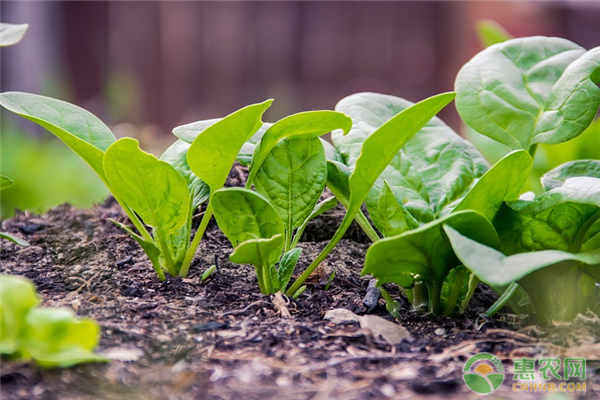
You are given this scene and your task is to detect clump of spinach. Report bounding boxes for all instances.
[285,92,458,297]
[330,92,532,315]
[446,160,600,325]
[0,274,106,367]
[210,111,351,295]
[0,92,271,279]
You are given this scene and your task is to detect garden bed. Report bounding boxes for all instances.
[4,194,597,399]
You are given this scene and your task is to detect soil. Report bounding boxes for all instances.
[1,180,599,398]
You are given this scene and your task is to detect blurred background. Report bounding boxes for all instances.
[1,1,600,218]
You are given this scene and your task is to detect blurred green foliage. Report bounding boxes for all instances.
[1,124,108,219]
[466,119,600,193]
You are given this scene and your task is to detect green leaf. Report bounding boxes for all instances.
[453,150,532,220]
[476,20,511,47]
[333,93,490,233]
[347,92,457,217]
[444,225,600,323]
[230,235,285,270]
[160,139,210,208]
[362,210,498,314]
[104,138,190,233]
[0,175,13,191]
[253,137,327,233]
[0,23,28,47]
[0,232,30,246]
[0,275,39,354]
[291,196,338,248]
[278,247,302,290]
[24,307,107,367]
[186,100,273,191]
[173,118,273,166]
[0,92,116,180]
[247,110,352,186]
[542,160,600,190]
[212,188,284,247]
[455,38,600,149]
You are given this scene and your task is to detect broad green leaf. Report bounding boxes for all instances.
[0,175,13,191]
[455,37,600,149]
[104,138,190,233]
[160,139,210,208]
[444,225,600,323]
[0,275,39,354]
[362,210,498,314]
[0,92,116,179]
[229,234,284,270]
[347,92,457,216]
[24,307,106,367]
[369,181,419,237]
[0,23,28,47]
[0,232,30,246]
[186,100,273,190]
[253,136,327,231]
[212,188,284,247]
[278,247,302,290]
[495,175,600,254]
[247,111,352,185]
[476,20,511,47]
[541,160,600,190]
[452,150,532,220]
[174,118,273,166]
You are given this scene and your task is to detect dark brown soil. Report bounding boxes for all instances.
[1,197,598,399]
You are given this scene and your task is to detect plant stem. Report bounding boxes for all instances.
[178,202,213,277]
[286,213,353,296]
[117,199,153,242]
[355,210,380,242]
[486,281,519,317]
[156,229,176,276]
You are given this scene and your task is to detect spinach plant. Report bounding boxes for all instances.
[446,160,600,324]
[330,92,532,315]
[210,111,351,295]
[285,92,457,297]
[0,92,271,279]
[0,274,106,367]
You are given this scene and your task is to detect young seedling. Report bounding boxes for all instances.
[211,111,351,295]
[445,160,600,324]
[0,274,106,367]
[285,92,457,297]
[0,92,271,279]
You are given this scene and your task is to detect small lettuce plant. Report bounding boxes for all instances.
[0,274,106,367]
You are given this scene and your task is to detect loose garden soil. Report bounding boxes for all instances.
[1,169,599,399]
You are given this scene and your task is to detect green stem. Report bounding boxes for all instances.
[255,264,267,293]
[116,199,153,242]
[411,281,428,311]
[178,202,213,277]
[286,212,354,296]
[486,282,520,318]
[355,210,380,242]
[156,229,176,276]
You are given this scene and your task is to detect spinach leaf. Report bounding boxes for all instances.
[253,136,327,247]
[363,211,499,314]
[0,274,106,367]
[455,37,600,150]
[0,23,28,47]
[0,175,13,190]
[445,225,600,324]
[0,92,115,179]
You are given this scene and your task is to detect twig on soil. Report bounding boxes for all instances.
[221,300,272,317]
[272,292,291,318]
